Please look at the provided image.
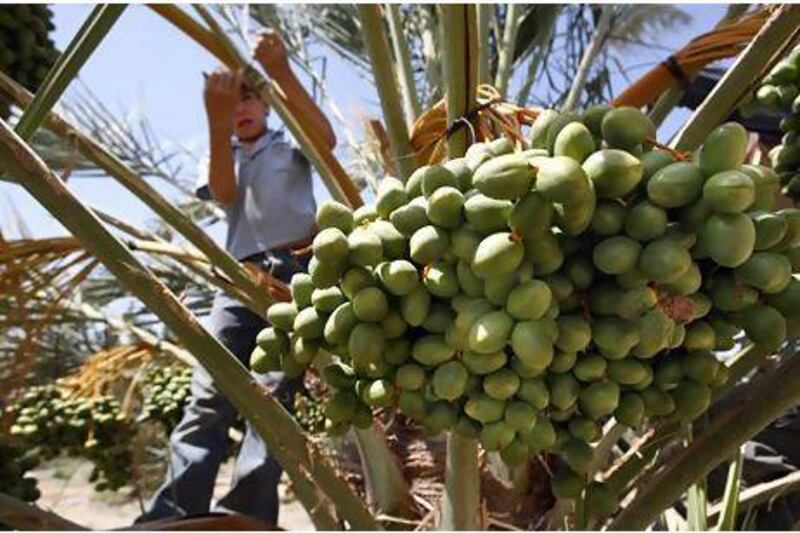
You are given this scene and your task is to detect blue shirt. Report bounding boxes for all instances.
[196,128,317,260]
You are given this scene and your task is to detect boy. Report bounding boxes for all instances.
[138,30,335,526]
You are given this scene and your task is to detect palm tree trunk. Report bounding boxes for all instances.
[439,5,482,529]
[386,4,422,128]
[609,353,800,530]
[0,120,380,531]
[562,5,615,112]
[358,5,417,181]
[671,4,800,151]
[441,435,481,530]
[494,4,522,97]
[476,5,492,85]
[354,427,416,519]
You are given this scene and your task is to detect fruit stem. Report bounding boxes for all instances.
[644,138,692,162]
[440,433,483,529]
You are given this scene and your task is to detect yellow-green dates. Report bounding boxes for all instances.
[647,162,703,208]
[290,273,315,308]
[534,156,592,204]
[409,225,449,265]
[432,361,469,400]
[506,280,552,320]
[511,320,555,369]
[469,310,514,354]
[375,176,408,219]
[349,323,385,366]
[426,186,464,229]
[352,287,389,322]
[703,213,756,268]
[591,200,626,236]
[421,165,458,197]
[752,211,789,250]
[472,232,525,279]
[464,194,513,233]
[625,201,667,241]
[316,200,354,233]
[390,196,429,237]
[267,302,298,331]
[672,380,711,420]
[582,149,643,198]
[601,106,655,150]
[377,260,419,296]
[638,238,691,283]
[554,122,595,163]
[412,335,455,366]
[509,192,553,237]
[614,392,645,427]
[742,304,787,352]
[736,252,793,294]
[702,170,755,213]
[696,122,748,177]
[462,350,507,375]
[348,228,383,267]
[473,153,535,199]
[483,368,521,400]
[250,346,281,374]
[593,236,642,274]
[465,394,506,423]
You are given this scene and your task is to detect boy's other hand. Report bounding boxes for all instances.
[254,30,289,74]
[244,263,292,302]
[204,68,241,135]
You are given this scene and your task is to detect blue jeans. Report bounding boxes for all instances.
[139,249,308,525]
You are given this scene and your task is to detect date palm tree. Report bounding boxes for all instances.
[2,4,800,531]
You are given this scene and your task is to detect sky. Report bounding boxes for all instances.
[0,3,728,245]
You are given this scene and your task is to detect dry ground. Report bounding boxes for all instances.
[31,457,315,530]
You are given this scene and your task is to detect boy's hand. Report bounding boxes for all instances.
[203,68,241,135]
[244,263,292,302]
[254,30,289,74]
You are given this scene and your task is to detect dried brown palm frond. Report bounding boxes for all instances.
[0,233,101,397]
[409,84,539,166]
[0,225,209,399]
[59,343,179,400]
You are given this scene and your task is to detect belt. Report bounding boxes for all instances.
[241,236,314,268]
[274,235,314,256]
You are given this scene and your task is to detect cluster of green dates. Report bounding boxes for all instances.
[0,4,58,118]
[137,365,192,432]
[293,391,327,434]
[254,104,798,514]
[744,43,800,199]
[5,385,135,492]
[0,440,40,503]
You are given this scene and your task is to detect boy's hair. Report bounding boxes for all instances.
[239,79,258,99]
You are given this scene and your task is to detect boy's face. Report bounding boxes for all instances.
[233,85,268,142]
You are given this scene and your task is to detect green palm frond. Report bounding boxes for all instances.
[609,5,692,51]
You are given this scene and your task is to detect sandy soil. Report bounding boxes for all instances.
[31,457,315,530]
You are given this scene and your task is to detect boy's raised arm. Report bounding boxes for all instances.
[254,30,337,151]
[204,69,240,205]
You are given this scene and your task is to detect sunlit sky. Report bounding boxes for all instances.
[1,4,728,244]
